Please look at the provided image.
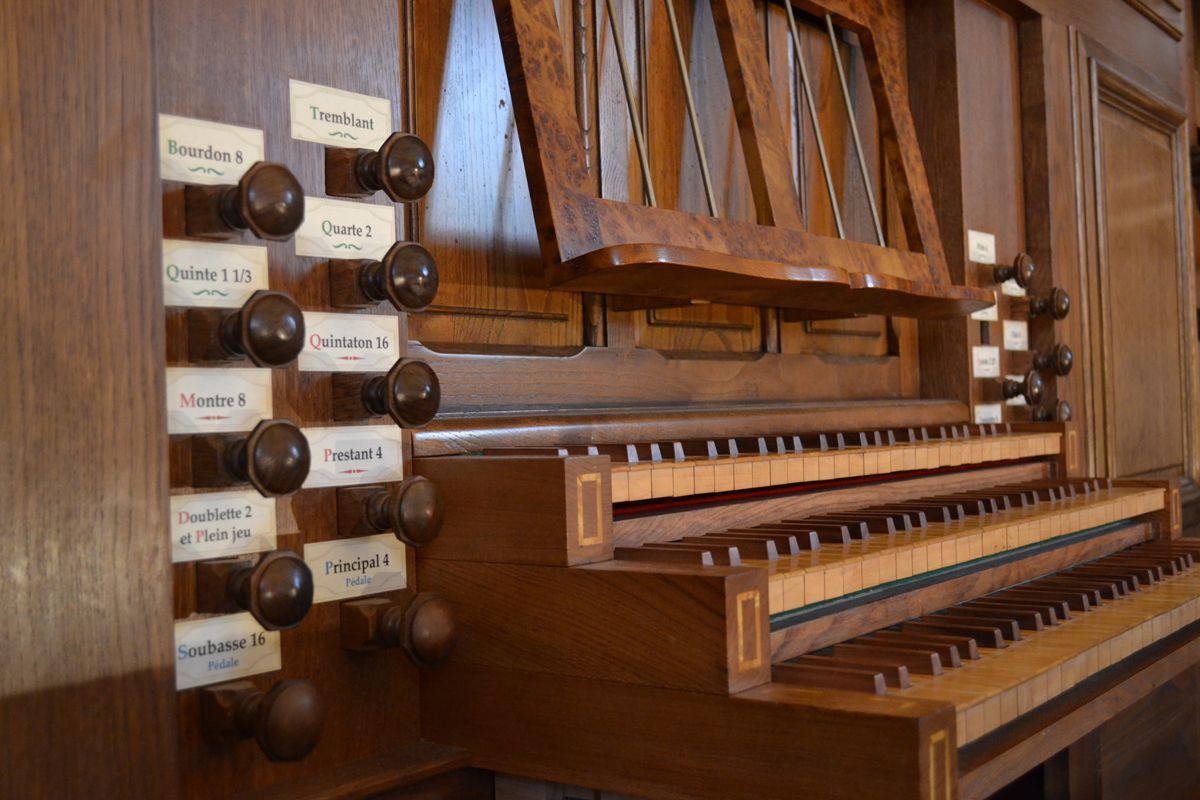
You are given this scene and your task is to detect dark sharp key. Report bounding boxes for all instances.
[1029,578,1118,602]
[710,531,802,556]
[992,490,1033,508]
[1097,557,1169,579]
[1125,551,1181,574]
[901,621,1007,649]
[614,546,715,567]
[851,509,922,531]
[808,528,855,545]
[792,655,911,689]
[1065,569,1140,592]
[788,518,871,540]
[933,611,1024,640]
[976,595,1070,622]
[806,514,890,535]
[1072,563,1149,585]
[646,542,741,566]
[964,599,1059,625]
[1032,578,1113,604]
[955,604,1045,631]
[683,536,778,561]
[884,503,960,524]
[861,506,930,529]
[940,493,1004,512]
[1097,562,1161,583]
[923,496,989,517]
[866,630,976,663]
[1000,587,1091,612]
[758,522,852,545]
[833,643,944,676]
[1032,575,1113,599]
[779,519,864,539]
[731,527,820,551]
[771,662,887,695]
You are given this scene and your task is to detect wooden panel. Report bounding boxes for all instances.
[0,0,177,797]
[606,304,763,354]
[228,741,474,800]
[417,559,771,693]
[415,454,613,565]
[957,0,1031,424]
[1017,0,1187,102]
[1077,38,1198,481]
[409,0,583,349]
[1121,0,1185,42]
[1096,102,1185,474]
[422,662,955,800]
[957,0,1027,272]
[1096,663,1200,797]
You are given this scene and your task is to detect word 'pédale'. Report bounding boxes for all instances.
[323,551,395,589]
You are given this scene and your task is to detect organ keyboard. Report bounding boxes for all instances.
[414,419,1189,800]
[518,423,1062,503]
[782,541,1200,744]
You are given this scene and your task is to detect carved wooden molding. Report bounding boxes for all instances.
[1122,0,1184,41]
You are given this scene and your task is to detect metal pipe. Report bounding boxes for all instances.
[663,0,718,216]
[782,1,844,237]
[605,0,658,207]
[825,14,884,245]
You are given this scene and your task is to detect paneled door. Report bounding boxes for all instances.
[1076,35,1198,486]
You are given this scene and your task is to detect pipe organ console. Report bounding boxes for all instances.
[4,0,1200,799]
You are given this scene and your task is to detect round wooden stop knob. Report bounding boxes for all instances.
[366,476,444,547]
[993,252,1035,288]
[359,242,439,311]
[218,290,306,367]
[1034,344,1073,376]
[355,133,435,202]
[363,359,441,427]
[1030,287,1070,320]
[218,162,305,240]
[226,419,311,497]
[238,680,325,762]
[376,593,456,667]
[1035,399,1073,422]
[229,550,314,631]
[1002,369,1045,405]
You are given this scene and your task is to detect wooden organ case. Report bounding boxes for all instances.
[4,0,1200,799]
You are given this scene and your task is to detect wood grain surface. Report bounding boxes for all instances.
[0,0,177,797]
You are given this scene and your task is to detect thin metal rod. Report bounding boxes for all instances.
[663,0,718,217]
[782,1,844,238]
[825,14,884,245]
[605,0,657,207]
